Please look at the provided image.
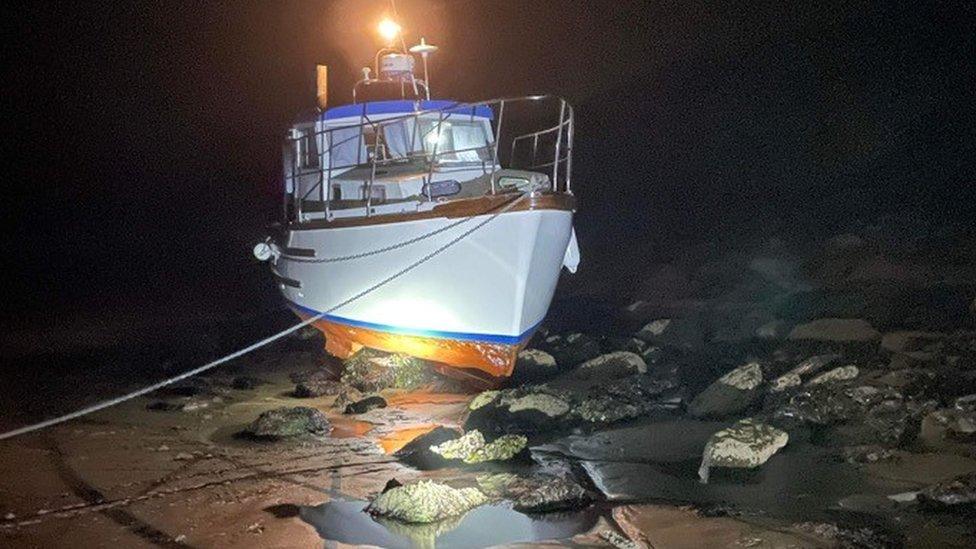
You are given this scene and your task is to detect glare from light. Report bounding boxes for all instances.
[378,18,402,43]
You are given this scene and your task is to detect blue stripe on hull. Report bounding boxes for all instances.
[287,300,541,345]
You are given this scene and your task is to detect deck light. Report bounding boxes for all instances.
[378,18,401,44]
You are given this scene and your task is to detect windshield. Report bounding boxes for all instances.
[418,119,491,163]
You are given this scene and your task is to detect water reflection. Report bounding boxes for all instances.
[300,500,599,548]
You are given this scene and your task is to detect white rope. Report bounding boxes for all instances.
[0,193,527,441]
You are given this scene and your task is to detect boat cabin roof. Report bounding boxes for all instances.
[315,99,493,124]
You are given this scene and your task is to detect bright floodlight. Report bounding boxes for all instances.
[378,18,401,43]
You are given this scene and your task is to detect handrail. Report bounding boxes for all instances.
[283,94,574,222]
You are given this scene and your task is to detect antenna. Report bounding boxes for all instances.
[409,37,438,100]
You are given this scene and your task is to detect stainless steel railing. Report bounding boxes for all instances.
[283,94,574,223]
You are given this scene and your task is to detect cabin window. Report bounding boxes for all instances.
[419,119,490,163]
[296,127,320,169]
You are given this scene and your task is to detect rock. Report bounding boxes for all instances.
[875,368,935,394]
[476,473,591,513]
[505,393,571,417]
[146,401,182,412]
[293,371,346,398]
[340,348,433,392]
[366,480,487,523]
[331,386,363,411]
[698,419,789,483]
[919,408,976,451]
[788,318,881,342]
[637,319,671,339]
[886,350,938,370]
[635,316,705,349]
[543,333,601,367]
[513,349,559,381]
[393,426,463,469]
[468,390,500,411]
[429,430,527,464]
[808,365,859,385]
[244,406,331,439]
[601,337,648,355]
[769,354,840,392]
[918,471,976,508]
[174,452,195,461]
[344,395,387,415]
[689,362,763,418]
[955,394,976,412]
[881,331,944,354]
[574,352,647,380]
[793,521,896,549]
[231,376,265,390]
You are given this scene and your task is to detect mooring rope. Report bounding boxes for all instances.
[0,193,527,441]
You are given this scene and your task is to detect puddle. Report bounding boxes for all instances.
[299,500,599,548]
[329,416,376,438]
[376,424,440,454]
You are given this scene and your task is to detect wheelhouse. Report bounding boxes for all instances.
[283,95,574,223]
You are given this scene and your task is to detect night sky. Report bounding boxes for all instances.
[3,1,974,352]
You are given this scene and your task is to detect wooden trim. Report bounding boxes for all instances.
[291,192,576,230]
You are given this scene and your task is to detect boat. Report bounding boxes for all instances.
[253,16,580,382]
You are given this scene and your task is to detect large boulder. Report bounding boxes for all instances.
[293,370,346,398]
[476,473,591,513]
[394,426,463,469]
[880,331,945,354]
[698,419,789,483]
[466,375,680,434]
[243,406,331,439]
[788,318,881,342]
[429,430,528,464]
[918,472,976,509]
[512,349,559,382]
[344,395,387,415]
[688,362,764,418]
[366,480,488,523]
[340,348,433,392]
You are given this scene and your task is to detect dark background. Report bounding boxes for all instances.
[2,0,974,357]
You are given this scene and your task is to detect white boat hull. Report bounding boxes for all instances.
[273,204,576,377]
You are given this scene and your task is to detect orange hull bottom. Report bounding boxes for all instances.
[294,311,528,379]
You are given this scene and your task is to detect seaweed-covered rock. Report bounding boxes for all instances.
[340,348,433,392]
[476,473,591,513]
[689,362,763,418]
[788,318,880,342]
[429,430,527,464]
[293,370,346,398]
[698,419,788,483]
[574,352,647,380]
[244,406,331,439]
[331,386,363,410]
[366,480,488,523]
[513,349,559,381]
[394,427,463,469]
[918,471,976,509]
[344,395,387,415]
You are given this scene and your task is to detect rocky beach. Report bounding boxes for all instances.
[1,221,974,548]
